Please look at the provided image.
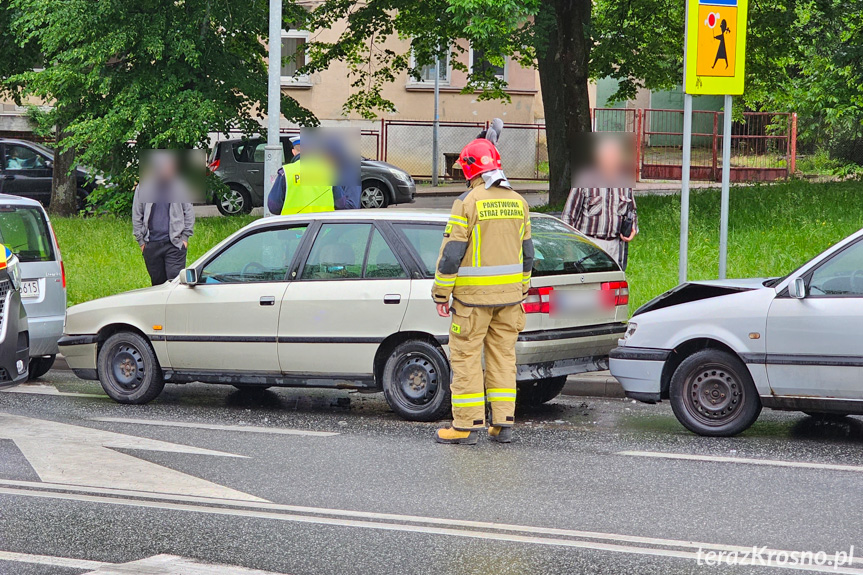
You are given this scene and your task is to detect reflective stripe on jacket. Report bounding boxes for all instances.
[432,182,534,307]
[280,160,335,215]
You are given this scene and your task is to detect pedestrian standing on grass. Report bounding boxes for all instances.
[132,151,195,285]
[561,136,638,271]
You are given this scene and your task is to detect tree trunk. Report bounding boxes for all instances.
[536,0,592,207]
[49,126,79,217]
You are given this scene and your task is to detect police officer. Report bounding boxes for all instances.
[432,134,534,445]
[266,138,336,215]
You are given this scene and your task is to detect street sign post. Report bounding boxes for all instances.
[681,0,748,281]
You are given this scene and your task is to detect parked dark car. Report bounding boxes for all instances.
[207,136,416,215]
[0,139,97,208]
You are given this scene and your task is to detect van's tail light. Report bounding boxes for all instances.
[601,281,629,307]
[61,261,66,289]
[52,228,66,289]
[207,158,221,172]
[523,286,553,314]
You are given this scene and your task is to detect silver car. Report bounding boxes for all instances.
[60,211,628,421]
[0,194,66,378]
[610,227,863,436]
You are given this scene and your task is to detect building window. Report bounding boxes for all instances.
[281,30,310,85]
[469,47,507,82]
[409,51,450,85]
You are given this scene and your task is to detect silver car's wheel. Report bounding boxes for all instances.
[217,186,252,215]
[669,349,761,437]
[361,181,389,209]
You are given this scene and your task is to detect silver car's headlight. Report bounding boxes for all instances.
[6,254,21,290]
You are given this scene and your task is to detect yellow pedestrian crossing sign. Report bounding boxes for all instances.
[684,0,748,95]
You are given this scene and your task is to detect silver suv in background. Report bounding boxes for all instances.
[0,195,66,378]
[207,136,416,215]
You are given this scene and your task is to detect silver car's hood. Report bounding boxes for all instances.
[633,278,772,317]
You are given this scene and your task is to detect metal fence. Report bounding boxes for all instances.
[640,109,795,181]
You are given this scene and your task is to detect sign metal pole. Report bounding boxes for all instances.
[432,55,441,187]
[679,93,693,284]
[718,94,733,278]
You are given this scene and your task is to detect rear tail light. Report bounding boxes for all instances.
[61,261,66,289]
[601,281,629,307]
[523,286,553,314]
[207,158,221,172]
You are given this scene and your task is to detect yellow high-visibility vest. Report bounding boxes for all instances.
[280,159,334,215]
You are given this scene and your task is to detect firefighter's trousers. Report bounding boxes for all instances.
[448,300,526,430]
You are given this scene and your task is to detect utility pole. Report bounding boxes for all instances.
[431,54,441,187]
[263,0,283,217]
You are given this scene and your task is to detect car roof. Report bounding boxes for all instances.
[0,193,47,209]
[244,209,554,230]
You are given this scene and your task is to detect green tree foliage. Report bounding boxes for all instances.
[6,0,318,213]
[745,0,863,164]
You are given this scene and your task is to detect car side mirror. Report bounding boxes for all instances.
[788,277,807,299]
[180,268,198,286]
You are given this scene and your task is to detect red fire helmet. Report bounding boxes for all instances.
[458,139,502,181]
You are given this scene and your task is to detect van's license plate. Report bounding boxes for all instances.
[20,280,39,298]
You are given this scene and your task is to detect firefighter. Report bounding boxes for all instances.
[432,135,534,445]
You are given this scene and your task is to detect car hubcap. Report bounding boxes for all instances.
[684,365,742,425]
[111,344,145,391]
[396,354,438,405]
[362,187,385,209]
[221,190,244,213]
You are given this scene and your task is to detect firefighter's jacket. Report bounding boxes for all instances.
[432,182,534,307]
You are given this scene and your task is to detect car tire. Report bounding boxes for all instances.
[361,180,390,209]
[381,340,451,421]
[28,355,56,380]
[97,332,164,404]
[217,185,252,215]
[517,376,568,406]
[669,349,761,437]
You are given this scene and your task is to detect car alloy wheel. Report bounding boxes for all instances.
[220,189,246,214]
[361,185,387,209]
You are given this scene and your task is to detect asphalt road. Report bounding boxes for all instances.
[2,370,863,575]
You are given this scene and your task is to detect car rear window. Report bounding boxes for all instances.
[531,216,619,275]
[395,217,619,277]
[0,206,55,262]
[231,139,266,163]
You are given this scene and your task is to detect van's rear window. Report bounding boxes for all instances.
[0,207,55,262]
[530,216,619,275]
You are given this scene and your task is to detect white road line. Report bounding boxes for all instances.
[618,450,863,473]
[0,550,109,570]
[2,383,106,398]
[2,481,862,573]
[89,417,338,437]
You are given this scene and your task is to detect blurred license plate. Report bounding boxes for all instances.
[550,290,600,316]
[20,280,40,298]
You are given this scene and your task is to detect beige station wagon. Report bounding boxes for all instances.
[59,210,628,421]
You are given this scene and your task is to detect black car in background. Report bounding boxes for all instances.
[207,136,416,215]
[0,139,97,208]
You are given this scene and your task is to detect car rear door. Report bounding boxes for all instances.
[765,238,863,398]
[232,139,269,199]
[164,223,309,373]
[278,221,411,377]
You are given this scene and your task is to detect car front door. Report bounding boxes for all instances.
[232,139,269,200]
[164,223,309,373]
[765,238,863,398]
[2,143,53,204]
[278,221,411,377]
